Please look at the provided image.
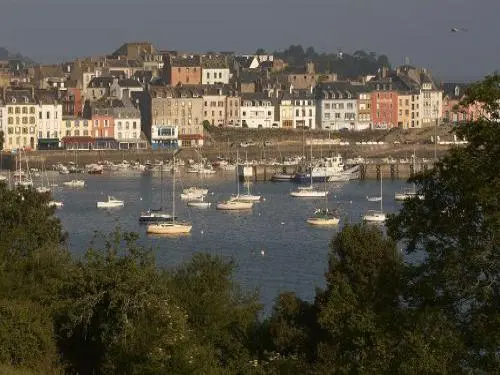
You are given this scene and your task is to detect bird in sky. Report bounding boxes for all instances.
[451,27,468,32]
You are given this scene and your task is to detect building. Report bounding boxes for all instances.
[225,90,241,126]
[0,99,6,148]
[240,93,277,129]
[151,124,178,149]
[35,90,62,150]
[164,56,202,85]
[287,61,337,90]
[111,103,145,149]
[315,83,359,131]
[279,89,316,129]
[397,93,412,129]
[109,78,144,100]
[84,76,114,102]
[357,91,372,130]
[111,42,156,60]
[201,57,230,85]
[3,89,38,150]
[368,79,399,129]
[60,87,83,117]
[150,85,204,146]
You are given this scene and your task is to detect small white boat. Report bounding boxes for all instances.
[147,222,192,235]
[216,200,253,210]
[362,210,386,223]
[307,215,340,226]
[15,179,34,188]
[63,179,85,188]
[183,187,209,195]
[272,173,294,181]
[48,201,64,208]
[97,196,124,208]
[367,196,382,202]
[181,192,205,201]
[290,187,328,198]
[230,194,261,202]
[187,200,211,209]
[394,190,424,201]
[36,186,51,194]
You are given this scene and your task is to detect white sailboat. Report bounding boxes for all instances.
[63,179,85,188]
[14,151,33,188]
[147,154,192,235]
[290,142,328,198]
[97,196,124,208]
[217,150,253,210]
[230,179,261,202]
[395,152,424,201]
[140,166,176,223]
[363,173,386,223]
[307,169,339,226]
[36,162,51,194]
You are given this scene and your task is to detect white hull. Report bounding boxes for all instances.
[63,180,85,188]
[394,192,424,201]
[147,223,192,234]
[181,192,205,201]
[183,187,209,195]
[216,201,253,210]
[187,201,211,208]
[97,202,124,208]
[230,194,261,202]
[363,212,386,223]
[36,187,51,194]
[307,217,340,226]
[290,190,328,198]
[48,201,64,208]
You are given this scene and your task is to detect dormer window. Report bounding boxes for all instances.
[24,97,29,103]
[454,86,460,97]
[11,97,16,104]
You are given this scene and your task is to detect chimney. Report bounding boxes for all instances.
[381,66,388,78]
[306,60,315,75]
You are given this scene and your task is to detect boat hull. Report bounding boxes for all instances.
[230,194,261,202]
[97,202,124,208]
[307,217,340,225]
[272,173,294,181]
[290,191,328,198]
[187,201,211,208]
[147,223,192,234]
[216,201,253,210]
[139,215,175,223]
[363,213,386,223]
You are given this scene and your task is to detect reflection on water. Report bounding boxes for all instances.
[51,171,410,313]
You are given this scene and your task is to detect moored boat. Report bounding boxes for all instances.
[97,196,124,208]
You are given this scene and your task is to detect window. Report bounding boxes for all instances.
[8,117,13,125]
[46,111,50,119]
[268,111,272,116]
[22,107,27,114]
[29,117,35,124]
[83,120,88,127]
[22,127,28,134]
[242,111,246,116]
[75,130,80,136]
[22,117,28,124]
[83,130,88,136]
[39,112,42,120]
[117,121,122,130]
[46,131,50,138]
[118,132,122,139]
[207,72,210,79]
[104,120,109,127]
[94,120,98,127]
[132,122,137,129]
[296,109,299,116]
[8,107,13,114]
[66,130,71,136]
[125,122,129,130]
[15,107,20,114]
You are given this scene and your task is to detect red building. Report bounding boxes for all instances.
[61,87,83,117]
[164,56,201,85]
[370,90,398,129]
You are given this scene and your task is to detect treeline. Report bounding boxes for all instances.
[0,76,499,374]
[260,45,391,78]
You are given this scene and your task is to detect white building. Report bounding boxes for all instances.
[316,85,358,130]
[151,124,178,149]
[202,68,230,85]
[0,102,6,149]
[419,81,442,127]
[114,107,143,149]
[240,93,276,129]
[36,95,62,145]
[110,78,144,100]
[279,90,316,129]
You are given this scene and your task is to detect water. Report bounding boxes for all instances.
[50,171,408,313]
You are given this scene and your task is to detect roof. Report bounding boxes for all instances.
[34,89,58,104]
[201,56,228,69]
[4,89,35,104]
[170,56,201,67]
[281,89,315,100]
[234,56,254,69]
[240,69,261,83]
[88,76,114,88]
[117,78,143,88]
[241,92,276,103]
[442,82,468,98]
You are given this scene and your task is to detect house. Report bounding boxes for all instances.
[0,99,6,148]
[2,89,38,150]
[279,89,316,129]
[60,86,83,117]
[109,78,144,100]
[35,90,62,149]
[109,100,145,149]
[287,61,337,90]
[367,79,399,129]
[151,124,178,149]
[201,56,230,85]
[111,42,156,60]
[150,84,204,147]
[240,93,277,129]
[202,85,240,127]
[164,56,202,85]
[84,76,114,102]
[315,83,359,131]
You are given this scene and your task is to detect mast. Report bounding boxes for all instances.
[172,155,176,224]
[160,165,164,210]
[310,141,313,187]
[380,171,383,212]
[236,149,240,197]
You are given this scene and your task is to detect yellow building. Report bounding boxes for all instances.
[4,90,38,150]
[397,93,412,129]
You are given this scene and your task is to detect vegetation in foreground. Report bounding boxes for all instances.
[0,76,498,374]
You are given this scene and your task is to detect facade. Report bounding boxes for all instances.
[397,93,412,129]
[61,87,83,117]
[419,81,442,127]
[357,92,372,130]
[150,85,204,146]
[240,93,276,129]
[113,106,145,149]
[0,101,6,147]
[316,84,358,130]
[369,82,398,129]
[109,78,144,100]
[202,68,230,85]
[409,92,421,128]
[203,91,227,126]
[3,90,38,151]
[36,91,62,149]
[84,76,113,102]
[151,124,178,149]
[62,117,92,138]
[165,56,202,85]
[91,114,114,138]
[225,91,241,126]
[280,90,316,129]
[287,62,337,90]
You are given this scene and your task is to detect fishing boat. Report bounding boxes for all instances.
[97,196,124,208]
[217,150,254,211]
[363,173,386,223]
[271,173,295,182]
[294,154,345,182]
[147,154,192,235]
[290,143,328,197]
[63,179,85,188]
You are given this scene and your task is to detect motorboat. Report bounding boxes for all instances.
[87,164,104,174]
[394,190,424,201]
[183,187,209,195]
[216,200,253,210]
[230,194,261,202]
[362,210,387,223]
[294,154,345,182]
[63,179,85,188]
[97,196,124,208]
[36,186,51,194]
[271,173,295,181]
[307,209,340,226]
[187,198,211,209]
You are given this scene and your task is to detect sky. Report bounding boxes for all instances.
[0,0,499,81]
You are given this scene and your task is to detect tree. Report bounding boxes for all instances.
[387,74,500,372]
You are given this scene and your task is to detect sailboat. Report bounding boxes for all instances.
[217,150,253,210]
[395,152,424,201]
[140,165,176,223]
[363,172,386,223]
[307,169,339,226]
[147,154,192,234]
[15,150,33,188]
[230,179,261,202]
[36,162,51,194]
[290,142,328,198]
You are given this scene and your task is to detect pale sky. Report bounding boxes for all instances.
[1,0,499,81]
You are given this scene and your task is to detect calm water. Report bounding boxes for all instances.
[49,171,408,313]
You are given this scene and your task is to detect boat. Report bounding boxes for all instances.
[307,208,340,226]
[367,196,382,202]
[36,162,51,193]
[87,164,104,174]
[180,187,209,201]
[139,167,176,223]
[217,150,254,211]
[97,196,124,208]
[294,154,345,182]
[63,179,85,188]
[395,152,424,201]
[36,187,51,194]
[230,180,261,202]
[363,172,386,223]
[48,201,64,208]
[14,150,34,188]
[271,173,295,182]
[290,143,329,197]
[147,154,192,235]
[187,195,211,209]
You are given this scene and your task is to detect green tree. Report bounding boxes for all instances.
[166,254,262,372]
[387,74,500,372]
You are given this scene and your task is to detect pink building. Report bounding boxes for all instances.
[91,115,114,138]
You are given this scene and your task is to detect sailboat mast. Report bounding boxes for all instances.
[172,156,176,224]
[160,166,164,210]
[380,171,383,212]
[310,141,313,187]
[236,150,240,196]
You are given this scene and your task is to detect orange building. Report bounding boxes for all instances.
[91,114,114,138]
[165,56,201,85]
[369,80,399,129]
